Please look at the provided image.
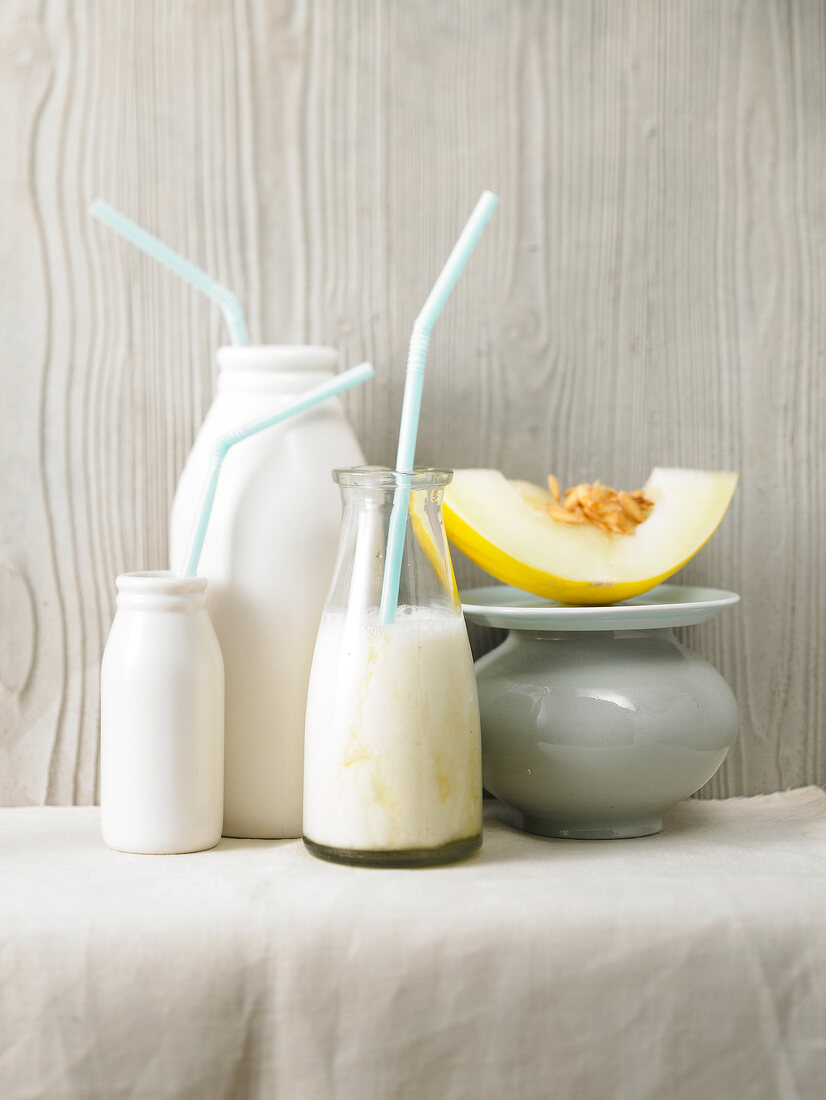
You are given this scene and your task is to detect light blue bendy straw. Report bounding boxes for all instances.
[90,199,250,346]
[183,361,374,577]
[379,190,499,625]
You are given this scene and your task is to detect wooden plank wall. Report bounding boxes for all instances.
[1,0,823,805]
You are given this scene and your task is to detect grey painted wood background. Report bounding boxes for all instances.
[1,0,824,805]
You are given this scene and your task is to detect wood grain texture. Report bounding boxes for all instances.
[0,0,823,804]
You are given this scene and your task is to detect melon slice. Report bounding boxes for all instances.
[443,468,738,605]
[408,490,458,598]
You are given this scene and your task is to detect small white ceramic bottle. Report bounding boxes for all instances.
[100,571,224,854]
[168,346,365,840]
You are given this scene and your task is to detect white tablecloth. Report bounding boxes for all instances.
[2,790,826,1100]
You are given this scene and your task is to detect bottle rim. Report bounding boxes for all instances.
[115,571,207,598]
[333,466,453,489]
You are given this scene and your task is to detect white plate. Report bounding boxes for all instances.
[460,583,740,631]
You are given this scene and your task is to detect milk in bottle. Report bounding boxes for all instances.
[303,467,483,866]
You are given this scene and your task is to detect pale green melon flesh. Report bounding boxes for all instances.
[445,468,738,586]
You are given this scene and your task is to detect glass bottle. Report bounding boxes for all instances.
[303,467,483,867]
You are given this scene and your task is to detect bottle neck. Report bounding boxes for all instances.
[325,468,459,617]
[216,345,340,395]
[115,571,208,613]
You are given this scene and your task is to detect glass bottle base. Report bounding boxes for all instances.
[303,832,482,868]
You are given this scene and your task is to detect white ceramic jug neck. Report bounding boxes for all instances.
[216,345,340,394]
[116,571,207,612]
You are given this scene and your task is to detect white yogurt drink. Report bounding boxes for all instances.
[303,606,482,860]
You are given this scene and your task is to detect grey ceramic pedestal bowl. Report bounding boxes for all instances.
[463,584,740,840]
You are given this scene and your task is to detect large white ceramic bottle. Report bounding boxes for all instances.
[169,346,366,838]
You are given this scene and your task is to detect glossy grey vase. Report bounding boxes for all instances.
[476,628,739,839]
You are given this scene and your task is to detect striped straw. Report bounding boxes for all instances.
[379,190,499,625]
[90,199,249,346]
[183,362,374,577]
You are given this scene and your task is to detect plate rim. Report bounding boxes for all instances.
[459,582,740,630]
